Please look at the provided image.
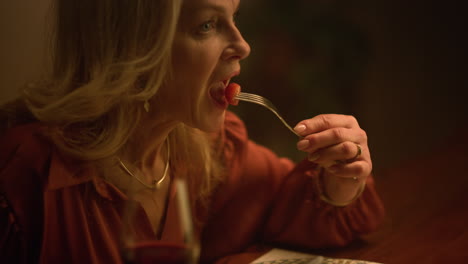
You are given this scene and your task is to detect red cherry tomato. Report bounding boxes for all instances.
[225,83,241,105]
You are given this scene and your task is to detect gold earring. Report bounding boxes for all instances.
[143,100,150,112]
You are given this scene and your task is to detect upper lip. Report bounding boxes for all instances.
[221,70,240,87]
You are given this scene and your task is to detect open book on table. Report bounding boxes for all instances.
[250,248,382,264]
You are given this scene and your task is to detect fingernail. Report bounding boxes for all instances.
[308,153,320,162]
[294,124,306,133]
[297,139,310,150]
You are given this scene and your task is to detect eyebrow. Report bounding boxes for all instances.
[186,2,240,16]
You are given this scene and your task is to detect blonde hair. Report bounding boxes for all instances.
[19,0,224,205]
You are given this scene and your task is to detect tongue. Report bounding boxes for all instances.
[225,83,241,105]
[209,87,226,106]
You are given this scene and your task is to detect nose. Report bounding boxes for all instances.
[222,25,251,61]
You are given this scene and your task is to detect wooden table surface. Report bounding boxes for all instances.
[222,130,468,264]
[314,132,468,263]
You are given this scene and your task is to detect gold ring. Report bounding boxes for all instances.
[352,144,362,160]
[341,144,362,164]
[334,143,363,164]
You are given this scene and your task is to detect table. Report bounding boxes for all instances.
[221,130,468,264]
[314,132,468,263]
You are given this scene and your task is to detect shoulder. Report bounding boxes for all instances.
[0,124,53,262]
[0,123,54,199]
[221,111,295,177]
[220,111,249,163]
[0,123,52,174]
[224,111,248,142]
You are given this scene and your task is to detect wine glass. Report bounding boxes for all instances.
[120,178,200,264]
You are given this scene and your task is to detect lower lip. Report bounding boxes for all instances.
[211,96,228,109]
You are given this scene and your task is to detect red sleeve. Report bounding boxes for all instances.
[200,112,385,263]
[263,164,385,248]
[0,193,23,262]
[0,124,50,263]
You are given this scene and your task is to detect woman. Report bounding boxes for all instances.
[0,0,385,263]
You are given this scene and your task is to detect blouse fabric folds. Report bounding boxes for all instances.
[0,111,384,263]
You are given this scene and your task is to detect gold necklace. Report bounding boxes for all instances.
[118,139,170,190]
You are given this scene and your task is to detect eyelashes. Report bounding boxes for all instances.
[194,10,241,36]
[197,20,216,34]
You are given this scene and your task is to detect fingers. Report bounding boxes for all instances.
[296,126,367,153]
[294,114,372,178]
[307,141,363,164]
[294,114,359,136]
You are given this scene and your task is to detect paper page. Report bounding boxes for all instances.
[250,248,382,264]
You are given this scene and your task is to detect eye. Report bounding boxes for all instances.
[198,20,216,33]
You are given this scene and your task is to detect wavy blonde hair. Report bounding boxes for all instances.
[20,0,224,205]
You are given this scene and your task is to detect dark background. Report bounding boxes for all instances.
[1,0,467,174]
[232,0,468,174]
[1,2,467,261]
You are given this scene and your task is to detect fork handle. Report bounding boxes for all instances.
[269,110,302,137]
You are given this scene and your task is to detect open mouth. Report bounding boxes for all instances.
[209,70,241,108]
[225,82,241,105]
[209,79,230,108]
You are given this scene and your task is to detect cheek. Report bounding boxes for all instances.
[170,66,205,108]
[172,52,217,100]
[172,38,219,78]
[172,53,195,83]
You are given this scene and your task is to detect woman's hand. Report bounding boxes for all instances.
[294,114,371,205]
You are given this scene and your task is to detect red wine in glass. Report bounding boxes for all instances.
[122,241,191,264]
[121,179,199,264]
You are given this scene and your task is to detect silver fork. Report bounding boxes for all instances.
[234,92,302,137]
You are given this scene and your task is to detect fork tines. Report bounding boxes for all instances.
[234,92,279,111]
[234,92,300,137]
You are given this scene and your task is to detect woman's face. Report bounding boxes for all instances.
[158,0,250,132]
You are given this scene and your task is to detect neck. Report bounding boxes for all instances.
[121,113,179,174]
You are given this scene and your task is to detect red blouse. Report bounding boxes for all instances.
[0,111,384,263]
